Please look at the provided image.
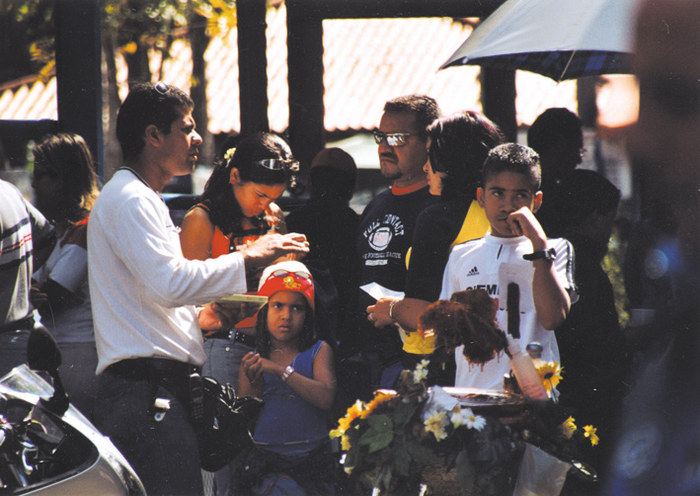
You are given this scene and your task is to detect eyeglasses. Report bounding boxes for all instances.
[154,81,169,95]
[255,159,300,173]
[373,131,414,147]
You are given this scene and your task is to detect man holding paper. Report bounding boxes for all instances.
[344,95,439,403]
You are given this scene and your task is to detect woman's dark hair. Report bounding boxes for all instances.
[116,82,194,162]
[33,132,99,224]
[200,132,297,234]
[427,110,504,201]
[254,299,316,358]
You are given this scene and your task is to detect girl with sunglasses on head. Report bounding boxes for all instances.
[179,131,301,493]
[237,260,337,495]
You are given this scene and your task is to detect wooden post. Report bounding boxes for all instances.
[238,0,270,136]
[54,0,103,178]
[481,68,517,142]
[286,0,325,188]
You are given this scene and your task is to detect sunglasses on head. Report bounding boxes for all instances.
[373,131,414,147]
[255,159,300,172]
[267,269,312,281]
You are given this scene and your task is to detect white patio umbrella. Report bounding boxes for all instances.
[440,0,640,81]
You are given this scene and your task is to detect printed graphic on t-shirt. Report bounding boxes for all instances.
[362,214,405,265]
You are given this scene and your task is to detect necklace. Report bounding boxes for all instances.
[119,166,155,191]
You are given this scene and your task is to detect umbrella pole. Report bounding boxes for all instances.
[557,51,577,82]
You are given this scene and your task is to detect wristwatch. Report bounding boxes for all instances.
[522,247,557,262]
[281,365,295,382]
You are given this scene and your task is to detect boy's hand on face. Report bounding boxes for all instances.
[507,207,547,251]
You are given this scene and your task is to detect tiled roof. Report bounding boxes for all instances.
[0,4,637,135]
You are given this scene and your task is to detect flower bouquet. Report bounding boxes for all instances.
[331,359,494,495]
[332,288,601,494]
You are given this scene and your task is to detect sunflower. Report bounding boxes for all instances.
[330,400,365,438]
[536,361,563,391]
[364,390,396,415]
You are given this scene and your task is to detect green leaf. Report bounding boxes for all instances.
[393,400,420,427]
[358,414,394,453]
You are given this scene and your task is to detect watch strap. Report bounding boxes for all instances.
[522,247,557,261]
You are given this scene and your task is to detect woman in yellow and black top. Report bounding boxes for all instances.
[179,131,299,493]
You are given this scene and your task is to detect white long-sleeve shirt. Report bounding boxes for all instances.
[88,170,247,373]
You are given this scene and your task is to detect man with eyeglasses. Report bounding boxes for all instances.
[340,95,439,405]
[87,82,308,495]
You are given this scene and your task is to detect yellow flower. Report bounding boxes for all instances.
[341,434,351,451]
[536,361,563,391]
[330,400,365,437]
[424,410,448,441]
[584,425,599,446]
[560,416,577,439]
[364,390,395,416]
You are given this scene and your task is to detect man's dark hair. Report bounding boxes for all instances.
[116,82,194,162]
[482,143,542,192]
[427,110,504,201]
[527,107,583,154]
[383,94,440,138]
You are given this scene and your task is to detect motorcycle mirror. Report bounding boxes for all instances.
[28,326,69,416]
[27,325,62,373]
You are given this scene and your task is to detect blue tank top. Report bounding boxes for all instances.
[252,341,329,457]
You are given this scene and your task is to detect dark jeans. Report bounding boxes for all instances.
[94,363,203,496]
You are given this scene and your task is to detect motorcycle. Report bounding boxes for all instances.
[0,327,145,495]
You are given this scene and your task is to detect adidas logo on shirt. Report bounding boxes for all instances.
[467,266,479,276]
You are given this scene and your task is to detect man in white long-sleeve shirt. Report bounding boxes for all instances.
[88,82,308,495]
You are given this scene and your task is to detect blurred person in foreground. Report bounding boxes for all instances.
[605,1,700,494]
[87,81,308,495]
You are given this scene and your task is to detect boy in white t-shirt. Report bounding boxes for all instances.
[440,143,576,390]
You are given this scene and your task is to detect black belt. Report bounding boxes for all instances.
[0,316,35,334]
[208,329,256,348]
[105,357,200,381]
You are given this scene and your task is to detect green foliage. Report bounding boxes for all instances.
[602,233,630,328]
[359,414,394,454]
